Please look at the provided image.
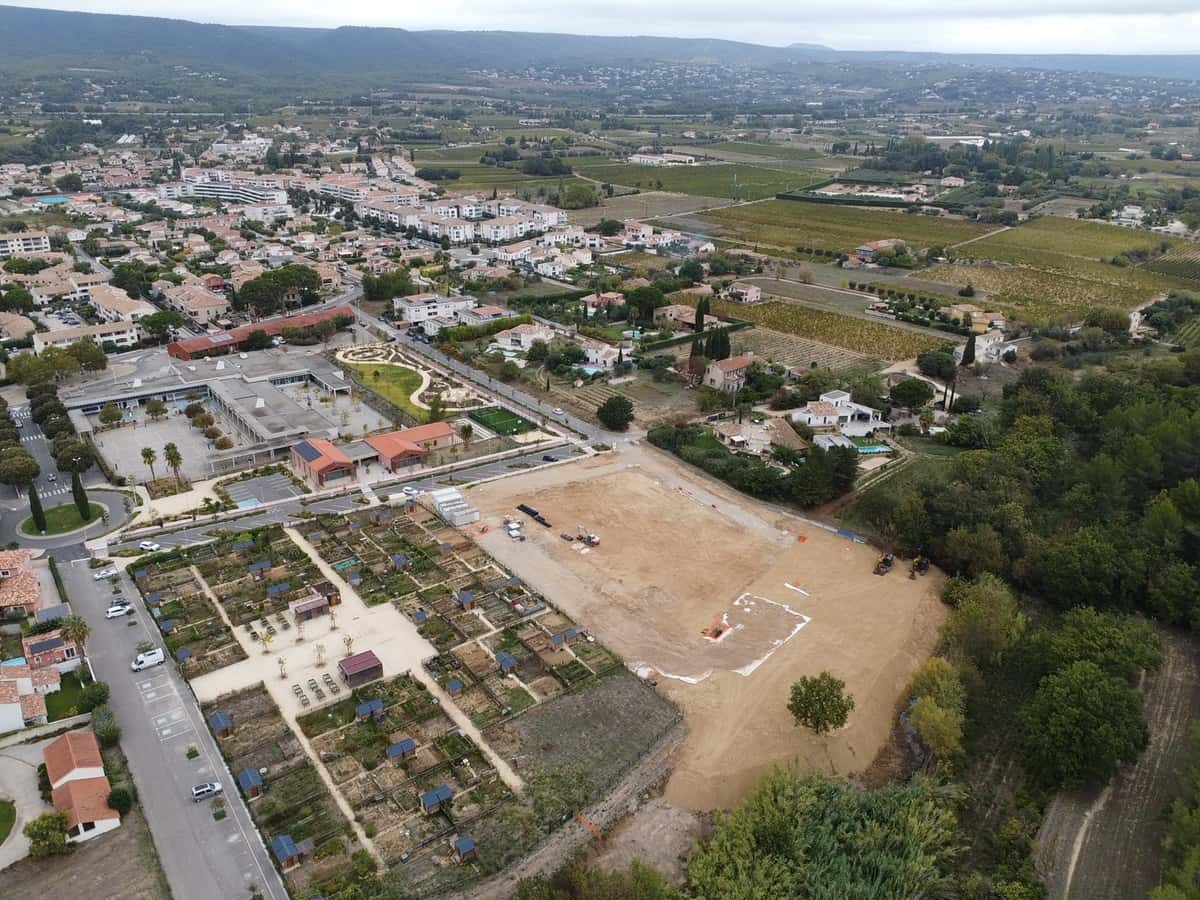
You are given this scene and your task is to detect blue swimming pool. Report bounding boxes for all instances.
[36,195,71,205]
[857,445,892,454]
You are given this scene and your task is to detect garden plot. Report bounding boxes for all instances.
[202,684,361,900]
[131,558,246,677]
[469,449,948,811]
[731,326,878,372]
[192,527,323,627]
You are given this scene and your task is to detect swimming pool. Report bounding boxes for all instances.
[856,445,892,454]
[36,195,71,205]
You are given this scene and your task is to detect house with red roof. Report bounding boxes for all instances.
[363,422,457,472]
[43,730,120,843]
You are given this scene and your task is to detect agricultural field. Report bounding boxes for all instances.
[731,326,879,372]
[692,199,992,253]
[431,164,594,197]
[412,144,505,163]
[697,141,824,160]
[681,296,947,360]
[571,161,826,200]
[1176,319,1200,348]
[569,190,730,228]
[1146,245,1200,285]
[961,216,1182,264]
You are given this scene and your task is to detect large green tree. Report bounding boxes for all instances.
[788,671,855,734]
[1022,660,1149,788]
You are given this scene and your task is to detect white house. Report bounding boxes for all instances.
[954,329,1007,364]
[791,390,889,437]
[493,323,555,352]
[393,293,476,324]
[726,282,763,304]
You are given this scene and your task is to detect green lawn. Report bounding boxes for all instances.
[20,502,104,536]
[571,160,825,200]
[347,363,428,422]
[46,670,84,721]
[0,799,13,846]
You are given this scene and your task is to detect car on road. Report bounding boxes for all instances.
[553,407,564,415]
[93,567,118,580]
[138,541,161,552]
[542,455,558,462]
[191,782,223,802]
[47,473,56,482]
[402,486,419,496]
[105,603,134,619]
[130,647,165,671]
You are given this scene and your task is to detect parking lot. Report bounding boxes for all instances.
[222,473,305,508]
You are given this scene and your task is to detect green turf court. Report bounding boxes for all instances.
[469,407,537,435]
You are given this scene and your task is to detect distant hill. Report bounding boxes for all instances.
[0,5,1197,82]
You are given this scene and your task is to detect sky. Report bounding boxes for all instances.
[8,0,1200,54]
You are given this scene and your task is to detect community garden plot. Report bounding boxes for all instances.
[469,450,948,810]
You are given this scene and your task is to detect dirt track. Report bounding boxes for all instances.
[1035,631,1200,899]
[468,447,946,811]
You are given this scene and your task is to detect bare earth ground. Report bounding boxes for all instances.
[468,446,947,811]
[589,796,707,884]
[1,806,170,900]
[1035,631,1200,900]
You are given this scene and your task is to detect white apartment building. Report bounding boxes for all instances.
[89,284,157,324]
[33,320,139,352]
[242,203,294,223]
[393,293,476,324]
[628,152,696,166]
[160,169,289,206]
[0,231,51,258]
[161,284,230,325]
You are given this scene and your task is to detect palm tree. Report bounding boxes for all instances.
[457,423,474,450]
[142,447,158,482]
[59,615,91,674]
[163,443,183,490]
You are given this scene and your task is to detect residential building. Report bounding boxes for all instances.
[22,629,81,673]
[703,355,754,393]
[44,731,120,844]
[493,322,555,351]
[954,329,1008,364]
[0,312,35,340]
[853,239,904,261]
[654,304,718,329]
[627,152,696,166]
[725,282,763,304]
[392,293,473,325]
[0,230,51,258]
[0,549,40,619]
[89,284,157,324]
[34,320,139,352]
[43,731,106,790]
[162,284,230,325]
[581,292,625,317]
[791,390,889,437]
[166,307,345,360]
[457,305,511,327]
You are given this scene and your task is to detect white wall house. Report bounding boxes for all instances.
[791,390,889,437]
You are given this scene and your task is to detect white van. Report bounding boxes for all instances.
[131,647,165,671]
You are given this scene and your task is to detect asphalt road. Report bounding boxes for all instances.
[106,445,578,554]
[61,561,288,900]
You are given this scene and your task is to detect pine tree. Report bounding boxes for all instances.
[28,483,46,533]
[71,470,91,522]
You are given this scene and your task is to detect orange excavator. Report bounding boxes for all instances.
[574,811,602,840]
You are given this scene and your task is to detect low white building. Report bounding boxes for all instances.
[493,322,555,352]
[791,390,889,437]
[33,320,139,352]
[394,293,476,324]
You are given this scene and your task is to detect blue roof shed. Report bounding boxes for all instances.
[497,651,518,672]
[133,568,148,580]
[446,678,463,695]
[413,610,427,624]
[454,835,476,855]
[271,834,298,864]
[175,647,192,662]
[209,711,233,732]
[232,539,255,551]
[238,768,264,792]
[456,590,474,607]
[387,738,417,759]
[356,698,384,719]
[248,560,272,573]
[391,553,409,569]
[146,592,162,604]
[420,784,453,811]
[159,619,175,634]
[266,582,290,596]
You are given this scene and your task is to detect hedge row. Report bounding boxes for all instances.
[640,320,751,352]
[440,314,532,344]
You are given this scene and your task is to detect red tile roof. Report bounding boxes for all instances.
[299,438,352,472]
[715,355,753,372]
[20,692,45,720]
[363,432,424,461]
[0,570,40,610]
[52,777,118,833]
[44,731,104,788]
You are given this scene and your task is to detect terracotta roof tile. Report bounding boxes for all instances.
[43,731,104,787]
[52,777,118,833]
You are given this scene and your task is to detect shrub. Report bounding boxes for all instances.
[107,787,133,816]
[91,704,121,748]
[78,680,110,712]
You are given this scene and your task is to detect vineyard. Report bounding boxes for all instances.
[693,199,992,253]
[570,160,826,201]
[1146,247,1200,284]
[1176,319,1200,348]
[732,327,879,372]
[686,296,947,359]
[966,216,1182,262]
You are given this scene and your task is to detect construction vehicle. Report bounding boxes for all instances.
[576,525,600,547]
[874,552,894,576]
[909,556,930,578]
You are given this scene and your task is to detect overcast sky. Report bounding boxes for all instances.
[10,0,1200,53]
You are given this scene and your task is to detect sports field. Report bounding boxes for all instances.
[468,406,536,435]
[693,199,993,252]
[469,449,946,811]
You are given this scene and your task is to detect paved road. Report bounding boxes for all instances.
[350,306,631,444]
[106,445,579,554]
[61,561,287,900]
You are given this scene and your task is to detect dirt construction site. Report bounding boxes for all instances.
[468,446,947,811]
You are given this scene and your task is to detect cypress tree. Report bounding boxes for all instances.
[29,483,46,533]
[960,333,976,367]
[71,471,91,522]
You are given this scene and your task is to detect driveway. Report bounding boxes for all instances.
[0,739,53,869]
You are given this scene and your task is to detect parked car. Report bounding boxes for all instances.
[106,603,134,619]
[542,455,557,462]
[138,541,161,552]
[47,473,56,482]
[552,407,565,415]
[130,647,165,671]
[191,782,222,802]
[93,567,118,581]
[402,486,419,496]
